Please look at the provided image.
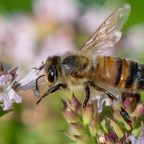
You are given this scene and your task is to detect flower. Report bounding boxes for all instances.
[0,63,45,111]
[126,128,144,144]
[91,93,111,113]
[61,93,144,144]
[91,89,121,113]
[15,65,45,98]
[0,67,22,111]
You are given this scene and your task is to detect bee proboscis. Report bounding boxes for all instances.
[36,4,137,127]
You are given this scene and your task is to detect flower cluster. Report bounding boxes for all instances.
[0,63,44,111]
[61,93,144,144]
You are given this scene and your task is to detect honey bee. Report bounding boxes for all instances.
[37,4,135,125]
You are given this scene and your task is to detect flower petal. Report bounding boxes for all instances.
[126,131,144,144]
[8,88,22,103]
[3,99,13,111]
[15,67,44,98]
[92,94,111,113]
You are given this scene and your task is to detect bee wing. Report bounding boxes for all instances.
[78,4,131,54]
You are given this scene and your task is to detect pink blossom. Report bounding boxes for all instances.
[0,63,45,111]
[0,68,22,110]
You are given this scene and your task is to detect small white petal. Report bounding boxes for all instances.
[126,131,144,144]
[0,93,6,101]
[0,74,13,86]
[0,82,22,110]
[17,69,38,89]
[8,88,23,103]
[31,85,40,98]
[91,94,111,113]
[15,67,44,98]
[3,99,13,111]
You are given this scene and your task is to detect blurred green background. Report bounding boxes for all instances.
[0,0,144,144]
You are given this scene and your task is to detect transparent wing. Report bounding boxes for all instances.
[78,4,131,54]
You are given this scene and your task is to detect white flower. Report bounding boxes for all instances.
[126,129,144,144]
[0,63,45,111]
[0,69,22,111]
[91,93,111,113]
[91,89,121,113]
[0,71,12,84]
[15,65,45,98]
[2,88,22,111]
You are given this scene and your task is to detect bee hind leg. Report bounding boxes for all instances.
[89,82,132,130]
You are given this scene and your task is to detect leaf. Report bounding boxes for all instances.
[0,105,13,117]
[105,117,124,138]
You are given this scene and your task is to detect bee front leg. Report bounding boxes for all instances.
[83,85,90,108]
[36,84,67,105]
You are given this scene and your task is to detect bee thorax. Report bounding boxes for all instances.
[62,55,89,76]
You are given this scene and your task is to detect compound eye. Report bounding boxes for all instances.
[48,70,54,83]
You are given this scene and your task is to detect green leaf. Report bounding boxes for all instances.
[0,105,13,117]
[105,117,124,138]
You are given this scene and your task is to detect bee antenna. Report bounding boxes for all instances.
[36,91,49,105]
[38,62,46,70]
[36,74,45,90]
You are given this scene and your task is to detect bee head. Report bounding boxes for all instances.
[44,56,61,87]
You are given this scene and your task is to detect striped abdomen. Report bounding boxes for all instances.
[96,56,144,91]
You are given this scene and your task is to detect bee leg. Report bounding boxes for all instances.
[83,85,90,108]
[120,108,132,129]
[36,84,67,105]
[89,82,115,100]
[89,82,132,129]
[120,108,132,122]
